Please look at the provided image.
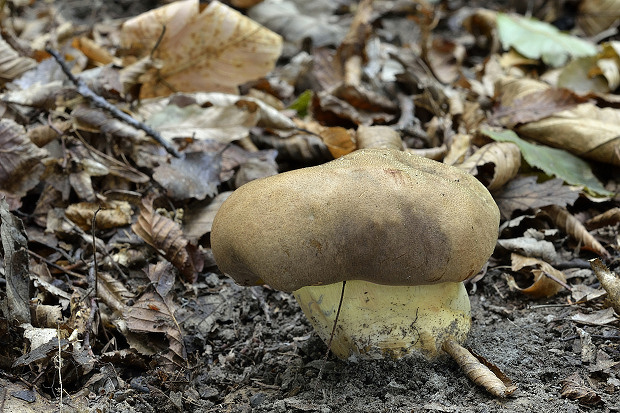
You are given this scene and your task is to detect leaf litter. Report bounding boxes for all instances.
[0,0,619,412]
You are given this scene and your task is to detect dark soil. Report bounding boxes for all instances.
[89,264,620,413]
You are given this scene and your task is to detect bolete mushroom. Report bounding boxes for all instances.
[211,148,500,359]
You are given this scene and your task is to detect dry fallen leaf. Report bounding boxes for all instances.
[507,253,568,298]
[456,142,520,191]
[152,151,222,201]
[442,339,516,398]
[183,191,233,243]
[1,198,32,325]
[496,77,620,166]
[497,237,557,263]
[321,126,356,158]
[0,119,48,210]
[356,125,402,151]
[65,201,133,231]
[0,37,36,80]
[427,37,465,85]
[541,205,611,259]
[132,195,202,282]
[121,0,283,98]
[578,0,620,37]
[123,262,186,370]
[494,85,589,125]
[586,207,620,229]
[561,372,602,405]
[248,0,346,49]
[493,176,580,220]
[570,307,618,326]
[570,283,606,304]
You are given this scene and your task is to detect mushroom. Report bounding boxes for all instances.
[211,148,500,359]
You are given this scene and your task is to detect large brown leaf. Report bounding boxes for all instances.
[120,0,282,98]
[132,196,202,282]
[0,119,47,210]
[123,262,186,369]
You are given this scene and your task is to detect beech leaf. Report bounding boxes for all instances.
[121,0,283,98]
[132,196,201,282]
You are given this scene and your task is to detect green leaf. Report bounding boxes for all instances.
[483,129,613,196]
[288,90,313,118]
[497,13,597,67]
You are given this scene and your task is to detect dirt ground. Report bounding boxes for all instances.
[88,263,620,413]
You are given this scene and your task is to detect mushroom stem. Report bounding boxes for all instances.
[294,280,471,359]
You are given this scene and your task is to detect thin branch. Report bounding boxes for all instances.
[45,47,181,158]
[316,280,346,387]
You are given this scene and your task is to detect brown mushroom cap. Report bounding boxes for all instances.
[211,148,500,292]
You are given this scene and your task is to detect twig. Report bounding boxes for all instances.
[83,208,101,354]
[57,324,63,412]
[316,280,346,387]
[26,249,86,279]
[92,207,100,298]
[45,47,181,158]
[543,270,572,291]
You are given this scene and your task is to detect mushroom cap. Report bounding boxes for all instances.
[211,149,500,292]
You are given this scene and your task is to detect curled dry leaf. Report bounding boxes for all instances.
[444,134,471,165]
[518,103,620,166]
[292,118,356,158]
[146,102,258,143]
[541,205,611,259]
[71,37,117,66]
[132,196,201,283]
[0,119,47,210]
[586,207,620,229]
[139,92,296,143]
[65,201,133,231]
[561,372,602,405]
[590,259,620,314]
[0,81,74,110]
[442,339,516,398]
[356,125,402,151]
[507,253,568,298]
[456,142,520,191]
[320,127,356,158]
[27,121,71,147]
[120,0,283,98]
[578,0,620,37]
[557,47,618,95]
